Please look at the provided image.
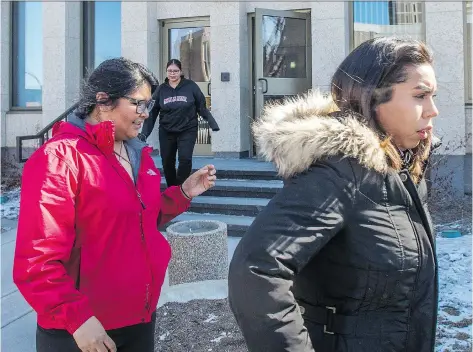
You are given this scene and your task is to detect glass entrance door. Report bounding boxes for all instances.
[163,19,213,156]
[252,9,311,156]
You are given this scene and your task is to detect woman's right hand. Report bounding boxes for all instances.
[72,316,117,352]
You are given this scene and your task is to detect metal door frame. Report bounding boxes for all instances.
[248,9,312,157]
[161,17,213,156]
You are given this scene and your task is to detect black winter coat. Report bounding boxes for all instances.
[228,92,439,352]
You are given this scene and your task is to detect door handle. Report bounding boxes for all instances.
[207,82,211,96]
[258,78,268,94]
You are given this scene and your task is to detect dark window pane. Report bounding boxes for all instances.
[262,16,307,78]
[12,2,43,108]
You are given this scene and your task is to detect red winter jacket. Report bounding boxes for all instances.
[13,116,191,334]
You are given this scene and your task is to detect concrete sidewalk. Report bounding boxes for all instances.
[1,218,36,352]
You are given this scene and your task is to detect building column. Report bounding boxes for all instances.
[121,2,159,147]
[42,2,81,127]
[209,2,250,158]
[425,2,466,195]
[0,1,11,148]
[310,2,348,93]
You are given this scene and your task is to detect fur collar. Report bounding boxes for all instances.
[252,91,388,178]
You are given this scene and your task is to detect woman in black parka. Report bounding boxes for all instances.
[228,37,441,351]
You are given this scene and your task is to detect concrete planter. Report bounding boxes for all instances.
[166,220,228,286]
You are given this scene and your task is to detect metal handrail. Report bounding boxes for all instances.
[16,103,79,163]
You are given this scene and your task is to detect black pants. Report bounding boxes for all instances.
[36,312,156,352]
[159,127,197,187]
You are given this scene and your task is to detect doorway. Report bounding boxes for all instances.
[162,18,213,156]
[249,9,312,157]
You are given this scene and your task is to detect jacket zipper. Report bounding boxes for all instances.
[136,189,154,314]
[95,143,154,315]
[401,170,437,351]
[137,191,146,241]
[145,284,150,312]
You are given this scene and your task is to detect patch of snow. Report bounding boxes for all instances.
[158,279,228,308]
[159,331,170,341]
[210,332,229,343]
[0,188,20,220]
[436,232,472,351]
[204,313,218,323]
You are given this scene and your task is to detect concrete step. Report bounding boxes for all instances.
[161,178,283,199]
[160,212,254,237]
[190,196,269,216]
[158,168,279,181]
[152,156,280,181]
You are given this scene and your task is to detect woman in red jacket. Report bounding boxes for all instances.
[13,57,217,352]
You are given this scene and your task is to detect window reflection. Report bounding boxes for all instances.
[93,2,121,68]
[83,1,121,73]
[12,1,43,108]
[352,1,425,49]
[262,16,307,79]
[169,27,211,82]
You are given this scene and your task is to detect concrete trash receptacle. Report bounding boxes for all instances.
[166,220,228,286]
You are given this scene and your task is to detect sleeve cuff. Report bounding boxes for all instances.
[65,301,95,335]
[166,185,192,209]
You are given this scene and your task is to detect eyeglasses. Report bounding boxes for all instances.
[167,69,180,74]
[123,96,155,114]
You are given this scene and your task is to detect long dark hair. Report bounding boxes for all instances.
[76,57,158,118]
[331,37,434,182]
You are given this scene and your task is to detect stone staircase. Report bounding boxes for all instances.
[155,157,283,237]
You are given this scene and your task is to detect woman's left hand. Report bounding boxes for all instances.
[181,164,217,199]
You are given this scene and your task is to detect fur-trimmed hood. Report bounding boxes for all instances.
[253,91,389,178]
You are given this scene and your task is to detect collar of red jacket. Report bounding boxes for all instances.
[52,118,115,153]
[51,111,151,157]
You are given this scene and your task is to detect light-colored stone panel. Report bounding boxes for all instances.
[211,87,242,153]
[311,17,347,90]
[433,103,467,155]
[310,2,345,20]
[1,94,8,115]
[465,106,472,153]
[43,3,66,39]
[66,2,81,40]
[210,25,243,88]
[247,2,310,13]
[121,2,147,33]
[122,2,158,34]
[65,41,81,106]
[42,35,66,97]
[239,87,252,148]
[0,1,10,150]
[157,2,213,20]
[425,2,463,13]
[435,82,466,112]
[211,2,243,27]
[1,95,8,148]
[121,30,149,64]
[5,112,42,148]
[1,41,10,104]
[426,11,464,84]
